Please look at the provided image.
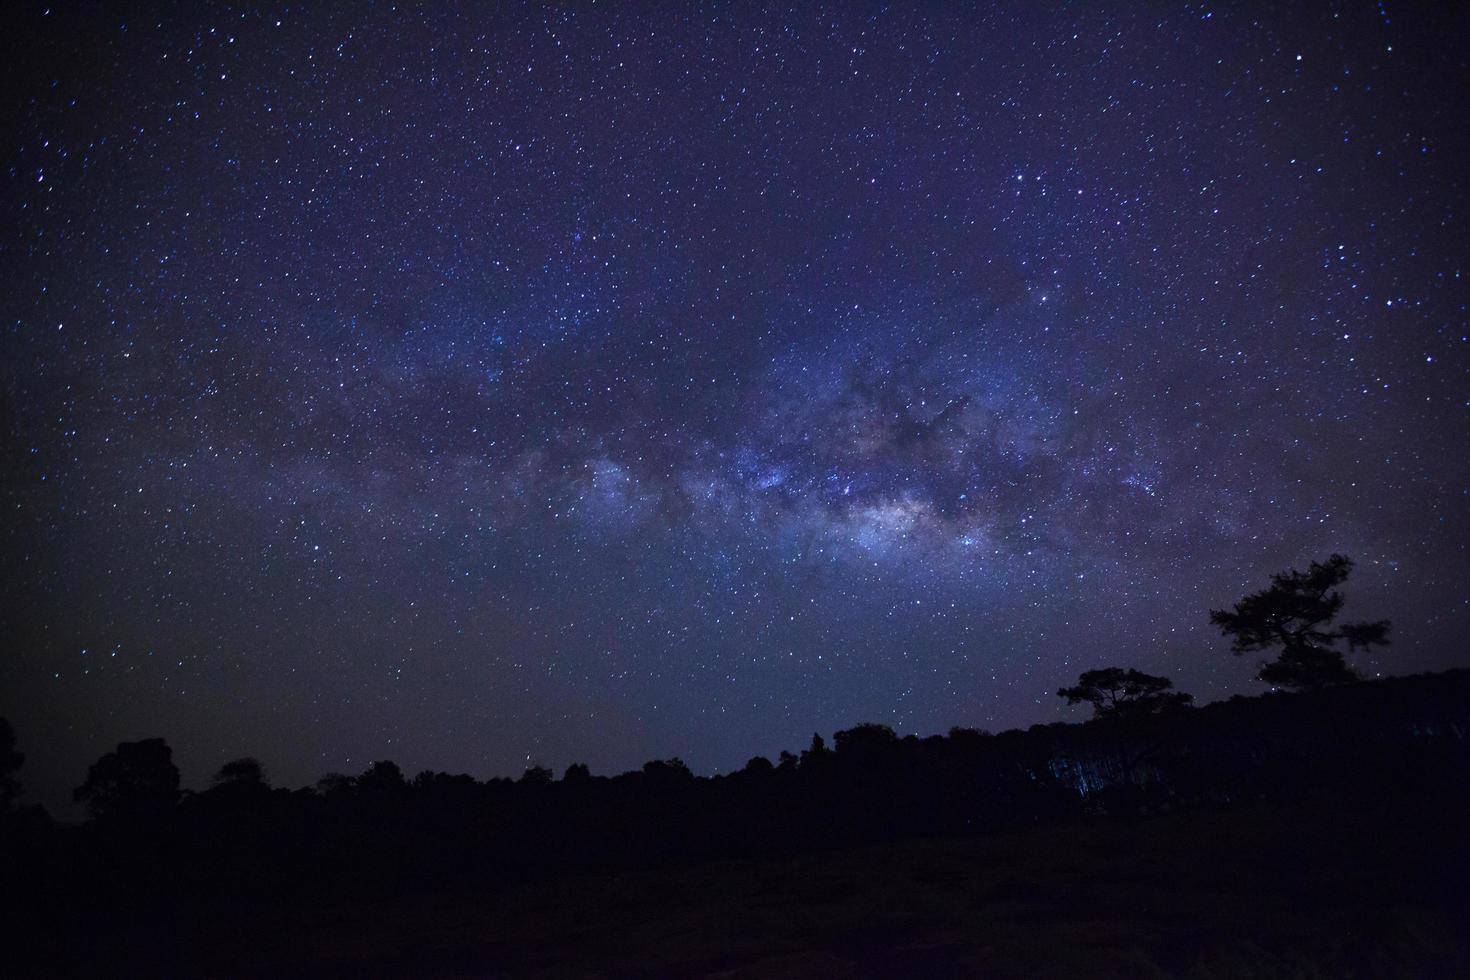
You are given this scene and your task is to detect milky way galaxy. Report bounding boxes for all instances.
[3,3,1467,811]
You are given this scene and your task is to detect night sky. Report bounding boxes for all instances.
[3,3,1467,814]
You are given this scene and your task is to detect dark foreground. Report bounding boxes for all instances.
[30,791,1467,979]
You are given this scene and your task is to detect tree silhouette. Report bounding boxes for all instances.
[0,718,22,811]
[357,760,409,801]
[1057,668,1194,720]
[74,738,180,822]
[641,758,693,783]
[519,764,554,786]
[212,757,268,789]
[833,723,901,762]
[316,772,355,798]
[799,732,831,769]
[1210,554,1390,690]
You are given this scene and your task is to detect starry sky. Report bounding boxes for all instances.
[3,2,1467,814]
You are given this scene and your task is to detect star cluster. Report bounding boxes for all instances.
[3,3,1466,811]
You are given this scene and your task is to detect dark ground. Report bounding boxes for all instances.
[142,791,1469,979]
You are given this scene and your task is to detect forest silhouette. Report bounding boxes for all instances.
[4,558,1467,976]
